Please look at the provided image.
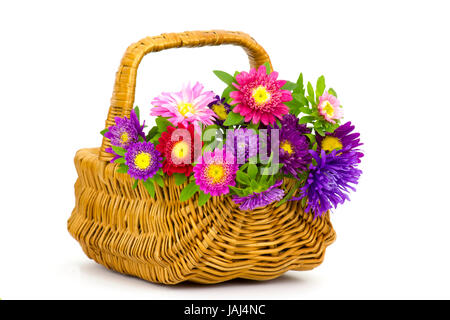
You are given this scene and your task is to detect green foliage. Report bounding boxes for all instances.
[134,106,140,121]
[328,87,337,97]
[174,173,187,186]
[143,179,155,198]
[223,111,244,126]
[281,81,297,91]
[316,75,326,97]
[155,116,172,133]
[198,190,211,207]
[146,126,159,141]
[153,174,165,188]
[112,146,126,156]
[213,70,235,85]
[100,128,108,136]
[263,62,272,74]
[132,179,139,189]
[117,164,129,174]
[179,181,200,202]
[114,157,125,164]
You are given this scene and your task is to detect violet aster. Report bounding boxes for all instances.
[125,141,163,181]
[104,109,146,149]
[193,148,238,196]
[208,95,231,126]
[225,128,259,165]
[266,115,312,176]
[232,180,285,211]
[316,121,363,161]
[293,149,363,218]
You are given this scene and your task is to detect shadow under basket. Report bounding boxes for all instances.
[67,30,336,284]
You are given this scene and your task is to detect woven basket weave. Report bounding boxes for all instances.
[68,30,336,284]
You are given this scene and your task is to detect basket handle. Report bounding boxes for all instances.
[99,30,272,161]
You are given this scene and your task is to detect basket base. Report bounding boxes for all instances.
[68,148,336,284]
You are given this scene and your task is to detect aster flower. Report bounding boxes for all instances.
[104,109,145,149]
[230,65,292,125]
[225,128,259,165]
[208,95,231,126]
[156,123,200,176]
[150,82,217,131]
[316,121,363,161]
[266,115,312,176]
[193,149,238,196]
[232,180,285,211]
[293,149,363,218]
[125,141,162,181]
[318,91,343,124]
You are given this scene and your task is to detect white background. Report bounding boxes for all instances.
[1,0,449,299]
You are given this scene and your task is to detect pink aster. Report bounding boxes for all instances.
[318,91,343,124]
[229,65,292,126]
[150,82,217,131]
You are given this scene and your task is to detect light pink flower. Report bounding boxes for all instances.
[318,92,343,123]
[230,65,292,126]
[150,82,216,131]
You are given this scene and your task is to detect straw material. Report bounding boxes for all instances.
[68,30,336,284]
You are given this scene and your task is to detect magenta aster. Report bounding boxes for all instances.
[193,149,238,196]
[150,82,217,131]
[318,91,343,124]
[230,65,292,125]
[232,180,285,211]
[125,141,163,181]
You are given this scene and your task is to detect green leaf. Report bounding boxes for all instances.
[112,146,126,156]
[305,133,316,145]
[236,171,251,185]
[293,93,309,106]
[179,181,200,202]
[223,111,244,126]
[328,88,337,98]
[314,122,325,136]
[117,164,129,174]
[213,70,235,85]
[153,174,165,188]
[134,106,140,121]
[299,116,316,124]
[250,180,259,191]
[174,173,187,186]
[247,163,258,179]
[155,117,172,133]
[146,126,159,141]
[222,85,235,100]
[281,81,297,91]
[307,82,315,101]
[229,185,249,197]
[198,191,211,207]
[294,73,305,94]
[306,95,316,105]
[132,179,139,189]
[100,128,108,136]
[114,157,125,164]
[316,75,326,97]
[263,62,272,74]
[143,179,155,198]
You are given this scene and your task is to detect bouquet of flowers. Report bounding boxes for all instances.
[101,63,363,218]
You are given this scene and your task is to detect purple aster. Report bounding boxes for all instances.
[232,180,285,211]
[193,148,238,196]
[266,115,312,176]
[293,149,363,218]
[316,121,363,161]
[104,109,146,149]
[225,128,259,165]
[125,141,162,180]
[208,95,231,126]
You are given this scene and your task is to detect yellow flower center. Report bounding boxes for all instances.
[172,141,190,160]
[252,86,271,105]
[322,101,335,117]
[280,140,294,155]
[134,152,152,170]
[178,102,195,116]
[212,103,228,120]
[120,132,129,143]
[206,164,225,183]
[321,136,343,152]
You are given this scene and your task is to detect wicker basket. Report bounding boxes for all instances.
[68,30,336,284]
